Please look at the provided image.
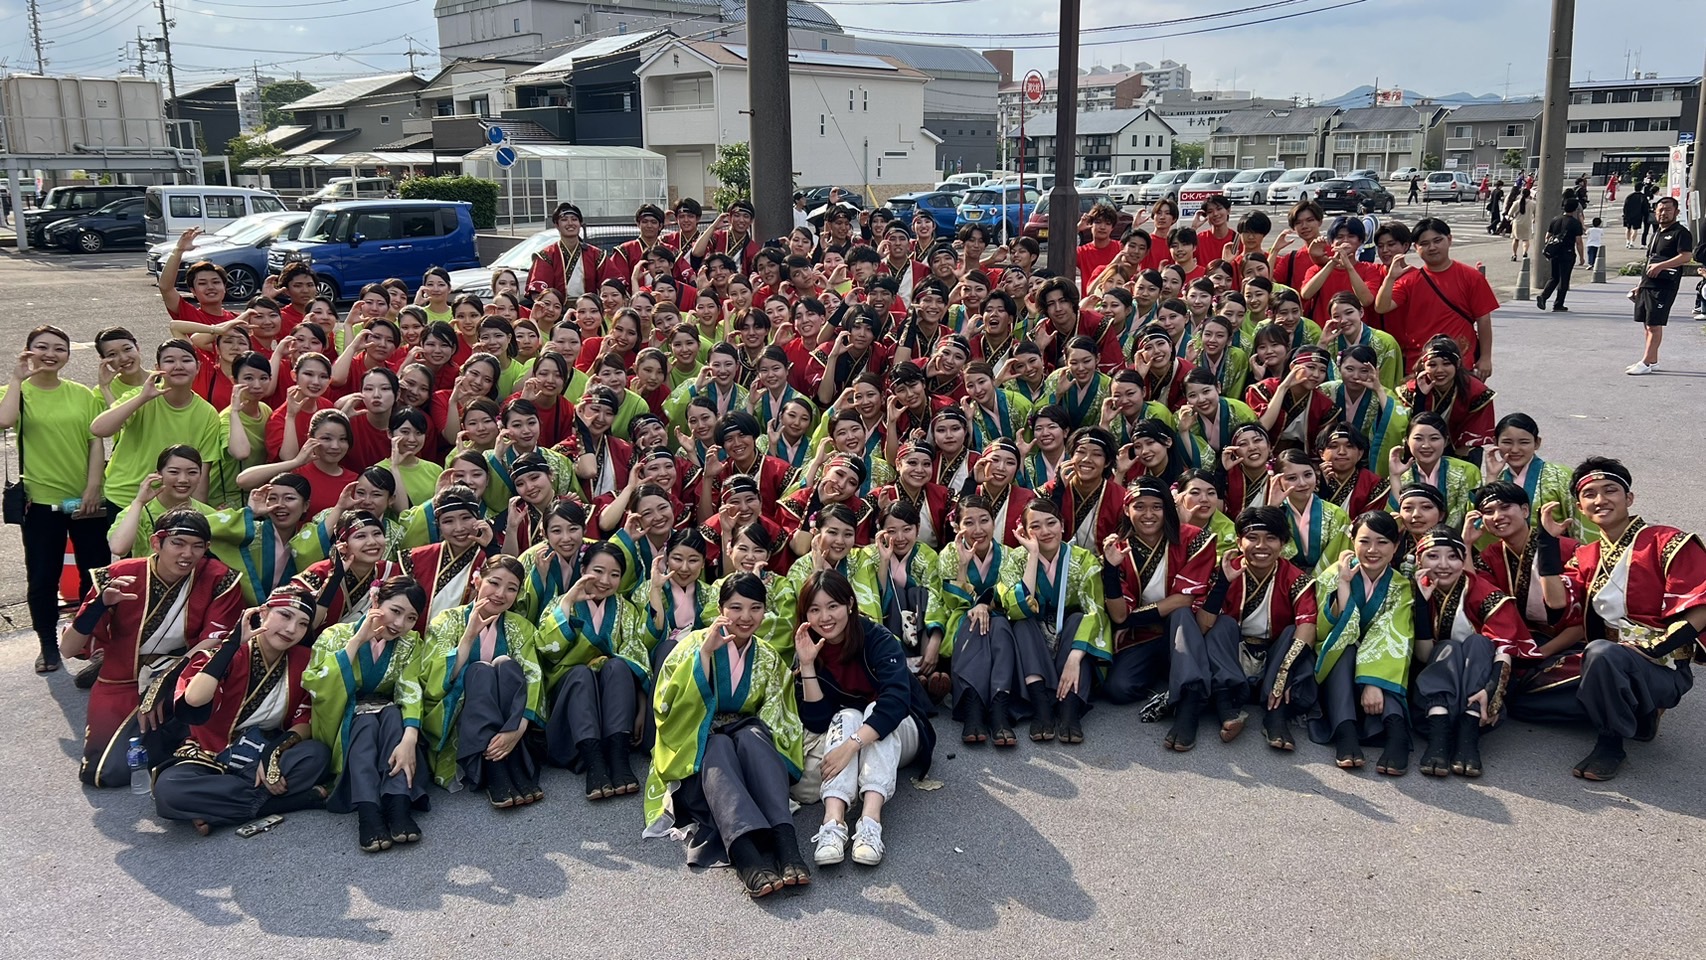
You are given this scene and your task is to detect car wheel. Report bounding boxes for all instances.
[1298,192,1310,204]
[224,265,259,301]
[314,275,338,300]
[76,230,105,253]
[1383,198,1394,214]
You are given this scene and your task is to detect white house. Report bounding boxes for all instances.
[636,38,938,203]
[1006,108,1176,176]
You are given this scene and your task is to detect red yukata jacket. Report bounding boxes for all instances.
[1321,467,1390,520]
[602,236,673,286]
[697,513,790,575]
[1244,379,1336,454]
[1560,521,1706,663]
[1206,556,1318,641]
[527,240,605,299]
[1109,522,1218,650]
[1475,535,1583,636]
[775,491,877,551]
[403,542,488,616]
[684,455,794,525]
[1422,571,1540,659]
[1038,476,1128,549]
[174,636,314,759]
[1398,376,1497,453]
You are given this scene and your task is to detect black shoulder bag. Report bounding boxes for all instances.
[4,391,26,524]
[1417,267,1484,364]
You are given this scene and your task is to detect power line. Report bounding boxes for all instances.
[852,0,1371,49]
[838,0,1332,39]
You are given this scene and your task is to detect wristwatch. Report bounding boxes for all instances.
[848,732,866,747]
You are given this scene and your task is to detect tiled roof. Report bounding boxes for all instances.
[283,73,418,111]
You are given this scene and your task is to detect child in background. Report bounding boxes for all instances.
[1585,217,1604,269]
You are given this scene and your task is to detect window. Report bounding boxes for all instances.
[513,17,520,31]
[439,209,459,234]
[321,115,332,130]
[1648,118,1672,132]
[1505,124,1520,137]
[1568,120,1589,134]
[820,114,825,136]
[1588,120,1604,133]
[1571,92,1590,104]
[1452,125,1470,138]
[1635,87,1652,102]
[1607,119,1629,133]
[167,195,202,217]
[397,210,440,238]
[350,212,394,241]
[876,157,883,178]
[1611,90,1632,103]
[862,90,868,112]
[334,114,345,130]
[1566,149,1585,164]
[617,21,626,34]
[820,39,828,50]
[849,89,854,110]
[379,115,391,125]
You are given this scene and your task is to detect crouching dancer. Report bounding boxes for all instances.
[153,586,331,834]
[1539,457,1706,781]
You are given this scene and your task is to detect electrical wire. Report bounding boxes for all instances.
[837,0,1335,38]
[850,0,1371,49]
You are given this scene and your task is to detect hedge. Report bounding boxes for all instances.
[399,175,500,230]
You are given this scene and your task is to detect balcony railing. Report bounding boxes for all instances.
[1496,134,1527,149]
[647,102,713,113]
[1445,136,1475,151]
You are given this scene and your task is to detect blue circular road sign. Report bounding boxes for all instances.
[495,145,518,168]
[486,125,508,145]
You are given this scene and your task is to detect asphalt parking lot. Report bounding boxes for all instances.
[0,207,1703,958]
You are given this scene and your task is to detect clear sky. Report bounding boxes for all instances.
[1,0,1701,103]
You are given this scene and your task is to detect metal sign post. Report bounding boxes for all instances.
[1018,69,1044,245]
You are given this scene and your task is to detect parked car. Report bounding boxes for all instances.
[1421,170,1475,202]
[21,184,145,245]
[1267,167,1339,206]
[296,176,395,211]
[448,228,553,298]
[1138,169,1194,204]
[938,172,989,190]
[885,190,965,233]
[796,185,866,210]
[1316,178,1396,214]
[1388,167,1424,182]
[1104,170,1156,206]
[143,185,287,245]
[1020,189,1135,244]
[146,212,308,300]
[40,195,148,253]
[1076,175,1113,190]
[955,184,1041,237]
[1222,167,1287,205]
[1347,168,1385,182]
[267,199,480,301]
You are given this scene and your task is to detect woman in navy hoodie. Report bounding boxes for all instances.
[791,568,936,868]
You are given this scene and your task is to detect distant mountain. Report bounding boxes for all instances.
[1322,85,1504,108]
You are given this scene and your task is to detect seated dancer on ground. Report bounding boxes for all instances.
[1462,482,1586,722]
[1173,506,1319,753]
[849,501,941,673]
[1539,457,1706,782]
[1038,426,1126,550]
[934,494,1040,745]
[1011,499,1113,744]
[60,509,244,787]
[646,573,809,899]
[418,556,544,806]
[304,576,430,852]
[1098,477,1216,710]
[643,527,714,674]
[792,569,935,869]
[1409,526,1538,779]
[1311,511,1417,775]
[153,586,330,835]
[534,541,651,800]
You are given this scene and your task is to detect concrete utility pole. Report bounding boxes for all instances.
[746,0,793,241]
[156,0,179,120]
[1531,0,1574,294]
[26,0,47,73]
[1691,55,1706,237]
[1045,0,1080,278]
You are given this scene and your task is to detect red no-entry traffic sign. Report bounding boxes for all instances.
[1023,70,1045,104]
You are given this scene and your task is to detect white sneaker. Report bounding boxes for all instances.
[850,816,885,866]
[812,820,848,865]
[1625,361,1656,376]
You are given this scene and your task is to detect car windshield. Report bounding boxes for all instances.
[1275,169,1314,183]
[299,209,344,243]
[964,189,1003,205]
[220,216,291,245]
[95,197,137,215]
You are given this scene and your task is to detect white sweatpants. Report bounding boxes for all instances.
[792,704,919,806]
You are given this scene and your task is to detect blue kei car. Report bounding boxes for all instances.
[954,184,1042,238]
[884,190,965,233]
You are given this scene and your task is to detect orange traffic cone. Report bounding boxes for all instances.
[58,535,81,606]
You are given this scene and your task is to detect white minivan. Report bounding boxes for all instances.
[144,185,287,245]
[1267,167,1339,206]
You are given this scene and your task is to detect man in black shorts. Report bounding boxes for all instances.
[1626,196,1693,376]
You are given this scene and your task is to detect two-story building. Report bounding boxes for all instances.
[1151,90,1299,144]
[636,38,937,203]
[1004,108,1175,176]
[1328,105,1446,176]
[1440,100,1544,178]
[1207,107,1338,170]
[1565,74,1701,178]
[852,37,1001,175]
[274,73,428,155]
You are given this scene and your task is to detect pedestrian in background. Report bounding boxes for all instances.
[1536,198,1584,313]
[1505,188,1533,261]
[1622,184,1650,249]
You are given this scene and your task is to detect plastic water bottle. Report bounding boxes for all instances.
[58,498,81,513]
[127,737,150,795]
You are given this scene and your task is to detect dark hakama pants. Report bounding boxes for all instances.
[1507,645,1588,724]
[1012,612,1093,713]
[153,740,332,827]
[81,700,186,789]
[1100,608,1195,704]
[1577,639,1693,739]
[670,717,793,868]
[1413,634,1497,719]
[1308,646,1408,744]
[950,615,1017,722]
[1186,618,1317,715]
[544,663,638,768]
[334,705,429,814]
[457,657,537,789]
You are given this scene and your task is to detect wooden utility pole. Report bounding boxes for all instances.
[746,0,793,241]
[1531,0,1574,293]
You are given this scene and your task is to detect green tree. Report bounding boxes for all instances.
[1501,148,1526,175]
[226,131,281,170]
[1170,140,1204,169]
[1422,153,1442,172]
[260,79,318,130]
[707,141,751,211]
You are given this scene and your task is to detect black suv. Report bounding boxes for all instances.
[22,185,145,245]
